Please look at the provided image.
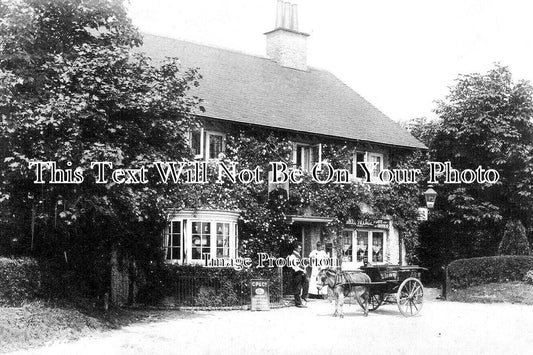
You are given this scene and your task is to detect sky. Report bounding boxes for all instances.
[127,0,533,122]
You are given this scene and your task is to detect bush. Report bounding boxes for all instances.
[448,255,533,289]
[498,220,531,256]
[0,257,42,306]
[137,264,282,307]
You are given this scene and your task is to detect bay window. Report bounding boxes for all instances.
[164,210,239,264]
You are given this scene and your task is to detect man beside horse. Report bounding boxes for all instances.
[288,244,309,308]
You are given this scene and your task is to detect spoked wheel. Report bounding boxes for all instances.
[369,293,384,311]
[396,277,424,317]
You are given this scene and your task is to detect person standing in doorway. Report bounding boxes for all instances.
[308,241,329,297]
[289,244,308,307]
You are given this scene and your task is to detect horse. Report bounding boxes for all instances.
[317,268,371,317]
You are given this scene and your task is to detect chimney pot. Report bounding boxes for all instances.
[291,4,298,31]
[283,2,291,29]
[275,0,283,28]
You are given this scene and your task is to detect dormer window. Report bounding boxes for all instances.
[293,143,321,171]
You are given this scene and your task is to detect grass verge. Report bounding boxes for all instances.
[448,282,533,305]
[0,300,178,353]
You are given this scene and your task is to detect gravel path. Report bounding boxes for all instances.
[6,290,533,355]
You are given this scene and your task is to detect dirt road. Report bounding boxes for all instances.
[6,292,533,355]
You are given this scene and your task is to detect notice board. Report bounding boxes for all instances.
[250,279,270,311]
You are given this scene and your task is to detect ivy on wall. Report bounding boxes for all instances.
[179,129,424,264]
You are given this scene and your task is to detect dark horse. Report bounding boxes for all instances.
[317,268,371,317]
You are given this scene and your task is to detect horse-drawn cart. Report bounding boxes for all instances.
[358,265,426,317]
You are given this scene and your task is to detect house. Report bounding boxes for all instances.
[139,1,425,270]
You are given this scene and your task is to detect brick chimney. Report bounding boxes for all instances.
[264,1,309,71]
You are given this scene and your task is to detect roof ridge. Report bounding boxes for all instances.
[141,32,271,60]
[141,31,326,72]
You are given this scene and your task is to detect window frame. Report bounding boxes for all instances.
[164,210,239,265]
[367,152,384,181]
[205,131,226,160]
[292,143,322,172]
[350,151,385,183]
[188,128,205,159]
[341,229,387,267]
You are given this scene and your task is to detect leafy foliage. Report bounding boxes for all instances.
[498,220,531,256]
[434,65,533,227]
[448,255,533,289]
[0,0,202,295]
[399,117,440,147]
[406,65,533,275]
[0,257,42,306]
[138,264,282,307]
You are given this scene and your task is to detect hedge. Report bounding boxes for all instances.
[0,257,42,306]
[448,255,533,289]
[137,264,283,307]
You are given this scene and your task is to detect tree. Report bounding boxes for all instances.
[0,0,203,295]
[413,65,533,272]
[400,117,441,148]
[498,220,531,256]
[434,65,533,227]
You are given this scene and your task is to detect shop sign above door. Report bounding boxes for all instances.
[346,219,389,229]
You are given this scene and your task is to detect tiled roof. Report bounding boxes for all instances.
[140,34,426,149]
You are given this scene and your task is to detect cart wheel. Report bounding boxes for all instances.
[396,277,424,317]
[369,293,384,311]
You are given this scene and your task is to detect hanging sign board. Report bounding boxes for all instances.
[250,279,270,311]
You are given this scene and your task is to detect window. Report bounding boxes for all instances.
[342,229,386,265]
[164,210,239,264]
[351,151,384,182]
[189,129,204,158]
[293,143,321,171]
[207,132,225,159]
[341,231,353,262]
[368,153,383,180]
[192,221,211,260]
[372,231,384,262]
[187,129,225,160]
[356,231,368,262]
[165,221,182,261]
[352,151,367,179]
[216,223,230,258]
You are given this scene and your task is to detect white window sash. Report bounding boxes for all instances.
[205,131,226,160]
[293,143,322,171]
[171,219,237,265]
[187,128,204,159]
